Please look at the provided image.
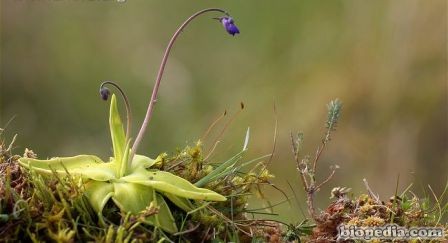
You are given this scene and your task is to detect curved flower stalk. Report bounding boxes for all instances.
[130,8,239,162]
[19,8,240,234]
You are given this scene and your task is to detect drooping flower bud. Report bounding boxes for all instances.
[217,16,240,36]
[100,87,110,101]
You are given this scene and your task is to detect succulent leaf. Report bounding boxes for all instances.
[149,193,178,233]
[120,169,226,201]
[163,193,195,212]
[18,155,109,178]
[112,182,154,214]
[84,180,114,214]
[112,182,177,233]
[74,163,117,181]
[109,94,126,164]
[130,154,157,171]
[119,140,132,177]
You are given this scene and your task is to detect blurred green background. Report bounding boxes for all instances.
[1,0,447,223]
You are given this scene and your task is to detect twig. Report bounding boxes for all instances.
[200,226,211,243]
[266,100,278,168]
[206,103,244,156]
[6,134,17,152]
[290,133,309,190]
[390,174,400,223]
[290,132,318,219]
[206,205,252,236]
[312,137,329,176]
[172,223,201,236]
[291,100,342,223]
[427,184,443,225]
[165,159,186,171]
[315,168,337,191]
[363,178,380,203]
[204,141,220,161]
[287,180,307,219]
[200,110,227,142]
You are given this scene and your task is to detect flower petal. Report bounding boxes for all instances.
[220,17,240,36]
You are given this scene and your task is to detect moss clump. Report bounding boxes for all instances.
[153,141,283,242]
[310,191,446,242]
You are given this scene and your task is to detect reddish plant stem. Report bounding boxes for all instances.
[130,8,227,161]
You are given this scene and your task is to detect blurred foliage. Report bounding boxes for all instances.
[1,0,447,224]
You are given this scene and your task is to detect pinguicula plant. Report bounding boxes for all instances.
[18,8,240,234]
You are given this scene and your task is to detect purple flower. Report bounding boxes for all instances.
[218,16,240,36]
